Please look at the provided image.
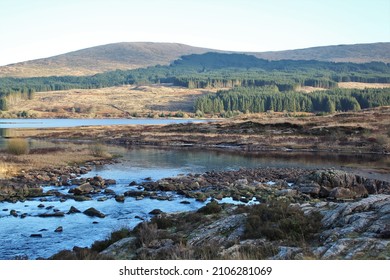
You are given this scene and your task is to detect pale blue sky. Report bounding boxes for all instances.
[0,0,389,65]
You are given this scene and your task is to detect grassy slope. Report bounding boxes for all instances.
[1,42,389,77]
[3,85,215,118]
[0,42,215,77]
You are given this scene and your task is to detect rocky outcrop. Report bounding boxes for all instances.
[296,169,390,200]
[0,184,43,202]
[300,194,390,259]
[0,159,118,202]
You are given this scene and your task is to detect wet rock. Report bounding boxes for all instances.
[39,229,48,232]
[30,234,43,238]
[10,210,18,217]
[83,207,106,218]
[129,181,137,186]
[20,213,28,219]
[97,197,108,202]
[39,212,65,218]
[54,226,63,233]
[37,204,45,208]
[105,179,117,185]
[124,190,147,197]
[73,195,92,202]
[115,195,125,203]
[104,189,115,195]
[70,183,94,195]
[67,206,81,214]
[149,209,163,215]
[180,201,191,204]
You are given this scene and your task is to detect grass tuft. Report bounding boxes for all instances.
[6,138,29,155]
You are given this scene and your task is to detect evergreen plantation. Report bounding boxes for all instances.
[194,87,390,114]
[0,52,389,113]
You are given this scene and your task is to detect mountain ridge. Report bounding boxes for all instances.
[1,42,389,77]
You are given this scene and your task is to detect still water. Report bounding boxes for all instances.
[0,118,207,129]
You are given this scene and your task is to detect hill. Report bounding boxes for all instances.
[0,42,389,78]
[252,42,390,63]
[0,42,215,77]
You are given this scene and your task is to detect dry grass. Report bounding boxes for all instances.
[5,85,215,118]
[6,138,30,155]
[0,142,113,174]
[0,162,19,179]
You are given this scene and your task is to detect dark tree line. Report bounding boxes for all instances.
[195,87,390,114]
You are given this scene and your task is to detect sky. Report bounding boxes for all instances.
[0,0,389,66]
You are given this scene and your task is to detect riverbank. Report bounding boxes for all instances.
[48,168,390,260]
[15,106,389,157]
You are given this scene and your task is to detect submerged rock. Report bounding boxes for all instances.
[55,226,63,233]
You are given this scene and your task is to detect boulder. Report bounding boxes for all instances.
[70,183,94,195]
[83,207,105,218]
[115,195,125,203]
[297,183,321,197]
[67,206,81,214]
[73,195,92,202]
[329,187,354,200]
[104,189,115,195]
[105,179,117,185]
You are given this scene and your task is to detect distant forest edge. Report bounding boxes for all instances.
[195,86,390,115]
[1,53,390,112]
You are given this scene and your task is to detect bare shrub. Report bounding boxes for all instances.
[137,222,158,247]
[89,143,110,157]
[6,138,29,155]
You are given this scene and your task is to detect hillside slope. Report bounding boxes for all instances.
[0,42,389,77]
[0,42,215,77]
[253,42,390,63]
